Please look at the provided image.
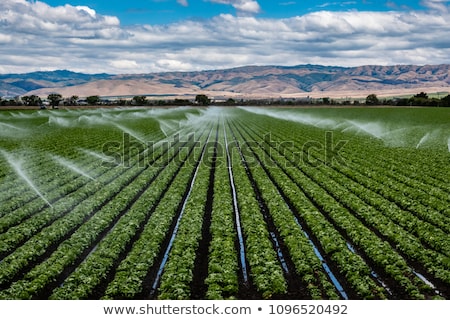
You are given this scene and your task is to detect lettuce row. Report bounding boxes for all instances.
[236,123,387,299]
[103,131,210,299]
[0,141,177,299]
[235,128,341,299]
[247,117,444,298]
[226,125,287,299]
[50,141,193,299]
[157,138,213,299]
[205,142,239,299]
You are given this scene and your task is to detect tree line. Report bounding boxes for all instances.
[0,93,76,108]
[1,92,450,107]
[365,92,450,107]
[0,94,211,108]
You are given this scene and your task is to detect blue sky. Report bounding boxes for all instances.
[1,1,449,74]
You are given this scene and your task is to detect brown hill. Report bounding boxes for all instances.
[4,64,449,99]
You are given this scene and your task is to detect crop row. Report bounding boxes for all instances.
[156,129,215,299]
[246,111,449,199]
[231,121,389,299]
[258,117,450,257]
[103,129,211,299]
[0,127,119,205]
[0,157,106,235]
[0,129,153,216]
[248,113,449,238]
[49,132,205,299]
[0,134,172,259]
[341,151,450,213]
[204,128,240,299]
[0,162,132,284]
[324,162,450,254]
[246,115,450,291]
[237,116,446,298]
[234,119,427,297]
[0,117,163,208]
[229,123,342,299]
[1,107,447,300]
[0,134,195,298]
[225,123,289,299]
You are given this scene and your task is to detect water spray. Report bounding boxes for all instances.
[0,149,53,207]
[52,155,95,180]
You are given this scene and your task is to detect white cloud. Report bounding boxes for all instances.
[421,0,450,12]
[0,34,13,44]
[109,60,139,70]
[208,0,261,14]
[0,0,121,36]
[1,0,450,74]
[155,59,194,71]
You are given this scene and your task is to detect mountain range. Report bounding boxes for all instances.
[1,64,449,99]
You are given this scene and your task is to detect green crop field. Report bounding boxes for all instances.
[0,106,449,300]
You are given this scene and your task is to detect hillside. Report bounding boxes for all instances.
[1,64,450,99]
[0,70,110,97]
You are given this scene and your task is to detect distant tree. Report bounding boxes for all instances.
[413,92,428,99]
[22,95,42,106]
[409,92,431,106]
[365,94,380,105]
[116,99,127,106]
[195,94,211,106]
[132,95,147,106]
[173,98,191,106]
[441,95,450,107]
[21,96,31,106]
[322,97,330,105]
[86,95,101,105]
[48,93,63,109]
[395,98,410,106]
[67,95,79,106]
[225,98,236,106]
[381,98,394,106]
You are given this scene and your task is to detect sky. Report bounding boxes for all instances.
[0,0,449,74]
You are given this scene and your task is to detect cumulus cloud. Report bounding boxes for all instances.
[421,0,450,12]
[208,0,261,14]
[1,0,120,33]
[1,0,450,74]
